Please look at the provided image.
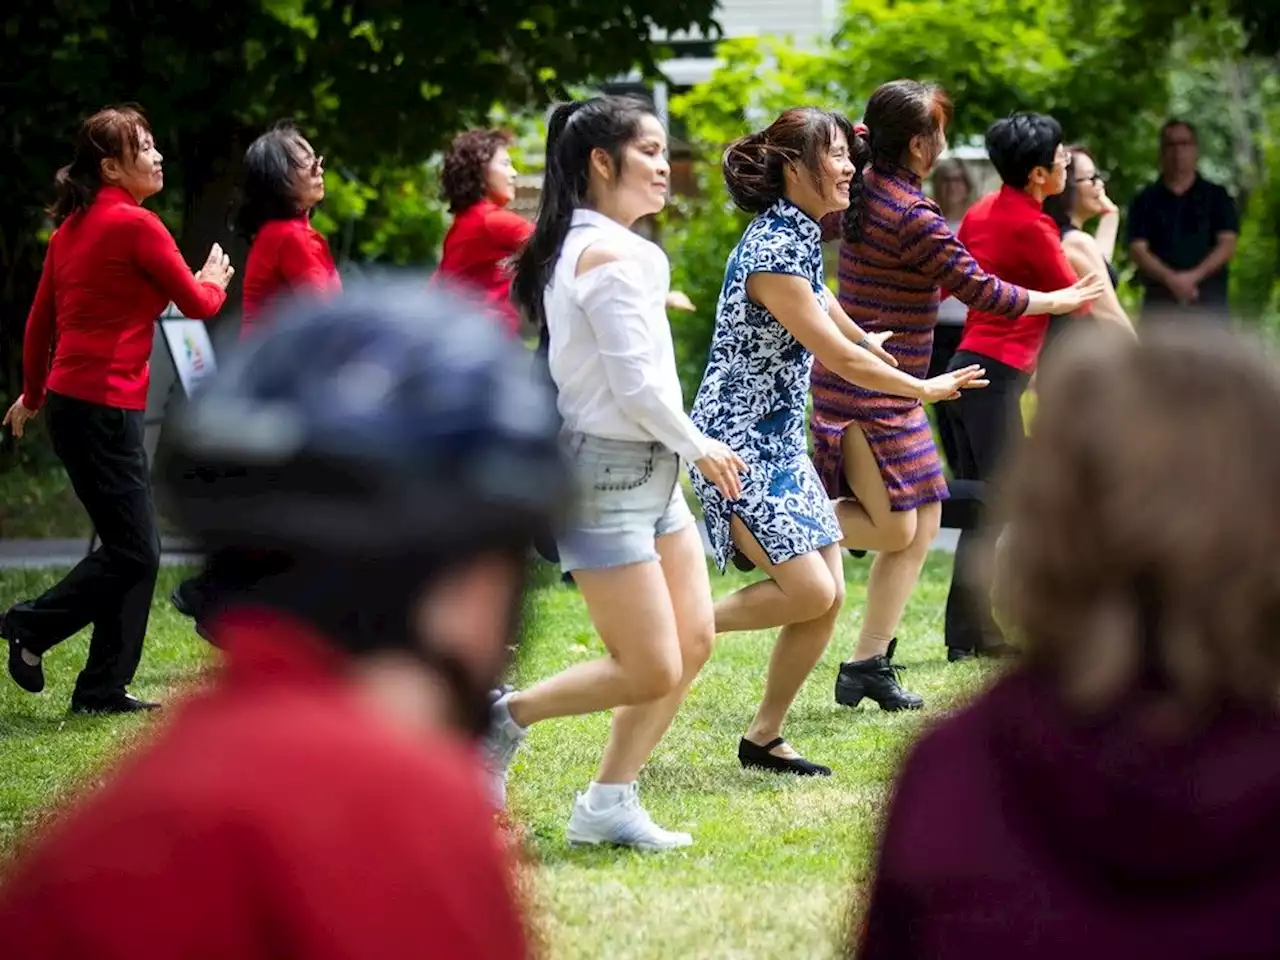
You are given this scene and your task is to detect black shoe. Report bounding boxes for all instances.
[731,550,756,572]
[170,579,202,620]
[847,549,868,559]
[738,737,832,776]
[835,638,924,711]
[4,614,45,694]
[947,641,1019,664]
[70,693,161,715]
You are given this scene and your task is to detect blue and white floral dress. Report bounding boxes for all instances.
[690,198,844,571]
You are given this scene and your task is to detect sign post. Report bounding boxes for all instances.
[84,307,217,556]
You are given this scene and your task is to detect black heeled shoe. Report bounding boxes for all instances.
[738,737,832,777]
[4,614,45,694]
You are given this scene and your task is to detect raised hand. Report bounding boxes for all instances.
[918,364,988,403]
[196,243,234,290]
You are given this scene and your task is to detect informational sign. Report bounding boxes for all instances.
[160,317,217,398]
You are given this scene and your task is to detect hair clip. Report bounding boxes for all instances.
[854,123,869,137]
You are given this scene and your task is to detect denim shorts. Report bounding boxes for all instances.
[556,432,696,573]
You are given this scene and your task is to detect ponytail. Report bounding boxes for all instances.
[841,79,953,243]
[511,95,654,332]
[49,163,99,223]
[511,102,587,332]
[722,133,789,213]
[722,107,859,218]
[840,126,873,243]
[47,105,152,223]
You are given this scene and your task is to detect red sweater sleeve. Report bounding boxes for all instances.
[131,212,227,320]
[20,231,58,410]
[278,229,340,296]
[1025,217,1080,310]
[901,201,1030,318]
[483,207,534,254]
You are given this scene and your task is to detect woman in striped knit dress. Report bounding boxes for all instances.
[812,80,1104,712]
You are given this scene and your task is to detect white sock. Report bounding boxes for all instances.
[584,781,633,811]
[493,694,527,738]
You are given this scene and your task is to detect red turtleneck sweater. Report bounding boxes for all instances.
[21,185,226,411]
[240,216,341,338]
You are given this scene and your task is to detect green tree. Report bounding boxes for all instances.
[664,0,1279,390]
[0,0,718,432]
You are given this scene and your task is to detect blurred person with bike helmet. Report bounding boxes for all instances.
[0,281,570,960]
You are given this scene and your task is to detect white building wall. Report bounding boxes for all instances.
[653,0,840,86]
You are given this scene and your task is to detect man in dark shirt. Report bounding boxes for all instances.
[1128,119,1239,318]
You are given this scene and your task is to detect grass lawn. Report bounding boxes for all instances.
[1,553,998,958]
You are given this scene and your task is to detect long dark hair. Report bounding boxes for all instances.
[49,105,152,223]
[236,120,311,242]
[722,107,859,214]
[511,95,654,331]
[844,80,952,242]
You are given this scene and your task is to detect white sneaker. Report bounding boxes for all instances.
[482,692,525,811]
[566,783,693,852]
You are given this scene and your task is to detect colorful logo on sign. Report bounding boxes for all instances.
[183,332,205,374]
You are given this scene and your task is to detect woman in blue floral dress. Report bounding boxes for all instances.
[689,107,987,775]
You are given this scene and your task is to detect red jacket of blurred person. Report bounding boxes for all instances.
[21,184,226,411]
[240,215,341,339]
[0,608,528,960]
[858,667,1280,959]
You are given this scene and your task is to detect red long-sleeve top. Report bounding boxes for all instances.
[956,186,1081,373]
[240,216,341,339]
[436,199,534,335]
[21,185,226,411]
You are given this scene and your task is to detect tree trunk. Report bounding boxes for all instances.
[178,124,253,342]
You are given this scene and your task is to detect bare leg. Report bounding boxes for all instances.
[852,501,941,660]
[834,423,940,662]
[718,518,845,758]
[597,523,713,783]
[506,559,682,728]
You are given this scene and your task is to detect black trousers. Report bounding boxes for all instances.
[937,352,1029,653]
[7,392,161,702]
[927,323,965,474]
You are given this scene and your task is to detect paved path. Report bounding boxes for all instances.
[0,526,959,569]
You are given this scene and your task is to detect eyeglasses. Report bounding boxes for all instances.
[310,154,325,175]
[1075,171,1106,186]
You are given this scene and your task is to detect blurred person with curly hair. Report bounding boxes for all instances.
[858,320,1280,959]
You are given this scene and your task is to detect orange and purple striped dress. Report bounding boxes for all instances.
[810,166,1030,511]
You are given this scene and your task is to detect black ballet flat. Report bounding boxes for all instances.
[738,737,832,777]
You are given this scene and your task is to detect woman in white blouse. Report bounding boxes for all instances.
[485,96,745,851]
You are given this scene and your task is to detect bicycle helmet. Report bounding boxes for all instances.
[157,280,571,563]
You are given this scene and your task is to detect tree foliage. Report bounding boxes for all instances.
[662,0,1280,393]
[0,0,719,442]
